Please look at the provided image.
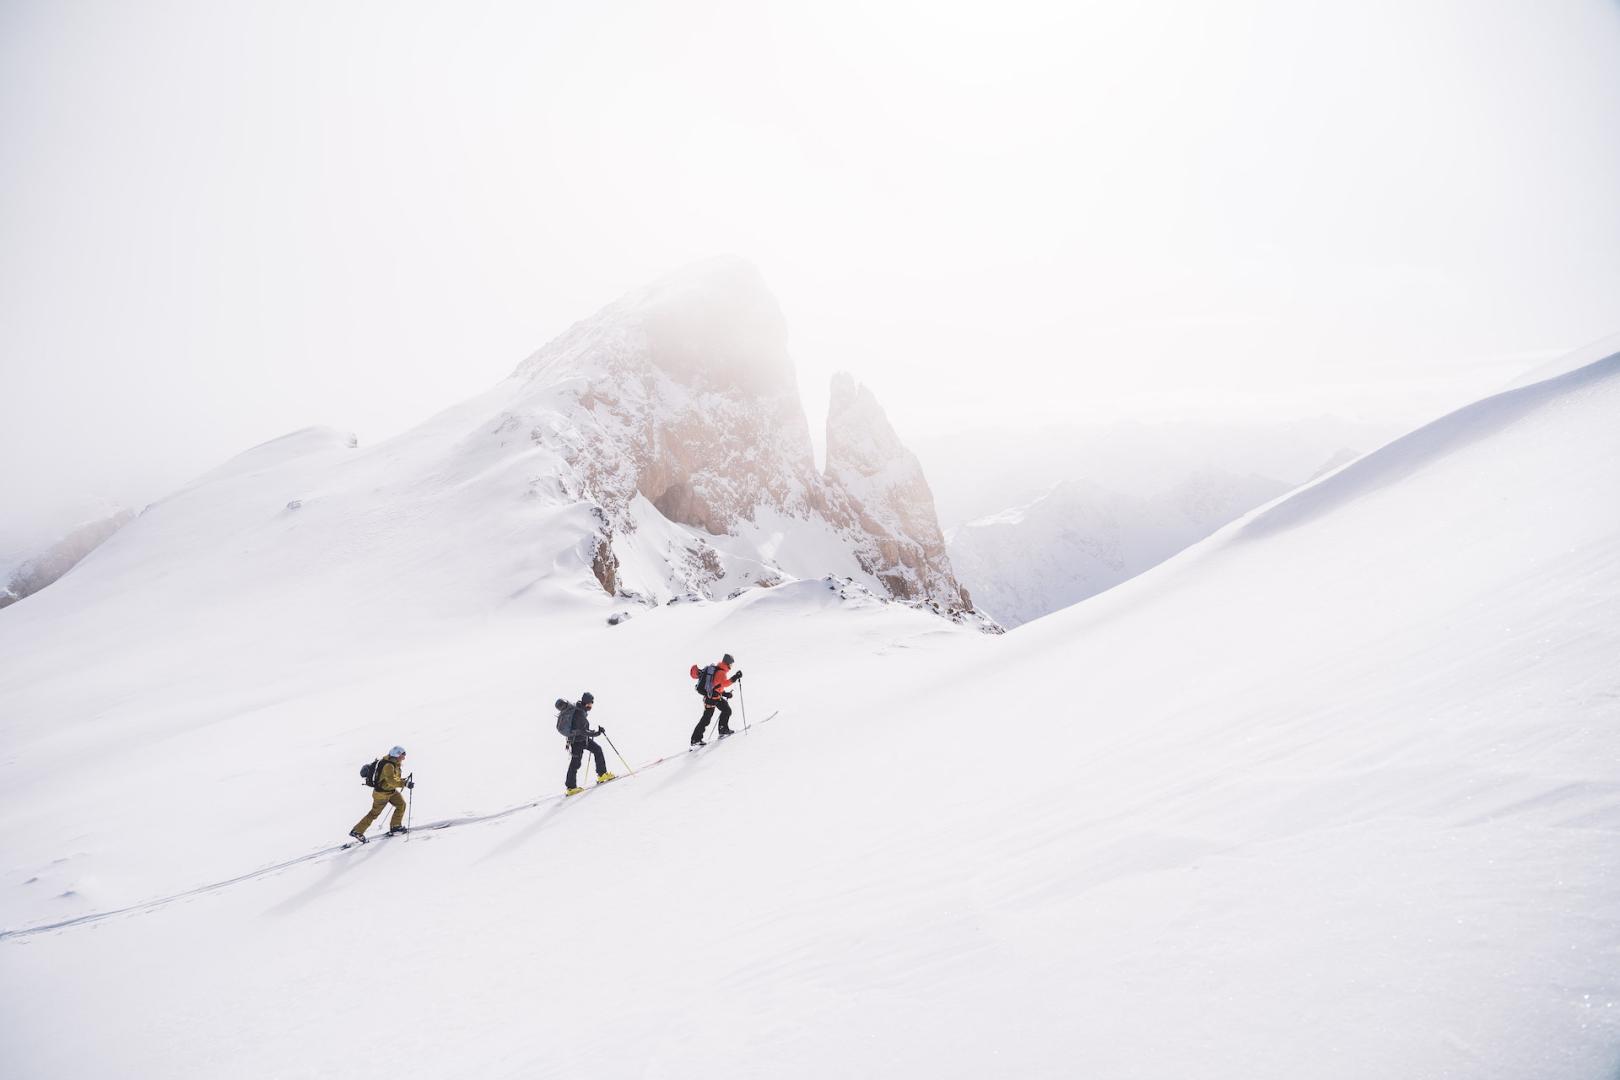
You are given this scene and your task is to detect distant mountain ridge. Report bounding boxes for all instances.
[0,509,132,611]
[949,468,1288,627]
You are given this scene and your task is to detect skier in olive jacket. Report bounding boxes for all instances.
[350,746,413,841]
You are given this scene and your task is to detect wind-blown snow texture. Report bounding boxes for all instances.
[2,341,1619,1078]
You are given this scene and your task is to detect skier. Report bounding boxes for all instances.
[350,745,413,842]
[689,653,743,747]
[558,692,615,795]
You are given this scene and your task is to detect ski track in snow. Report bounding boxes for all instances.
[0,712,780,943]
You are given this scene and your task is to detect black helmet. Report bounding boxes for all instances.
[722,653,735,666]
[581,691,595,705]
[554,698,569,711]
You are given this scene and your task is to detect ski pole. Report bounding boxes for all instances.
[740,683,749,733]
[600,730,634,775]
[406,773,414,840]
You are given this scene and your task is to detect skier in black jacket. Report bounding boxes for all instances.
[557,692,615,795]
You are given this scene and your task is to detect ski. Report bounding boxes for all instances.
[688,738,728,753]
[688,711,778,753]
[341,821,452,849]
[564,774,620,798]
[686,733,733,755]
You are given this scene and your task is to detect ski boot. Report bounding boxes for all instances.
[596,772,617,785]
[388,826,408,836]
[689,739,706,750]
[718,728,734,738]
[348,829,368,845]
[565,786,585,796]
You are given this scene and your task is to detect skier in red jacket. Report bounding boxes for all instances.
[690,654,742,747]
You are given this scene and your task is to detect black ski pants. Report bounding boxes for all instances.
[690,696,732,743]
[566,735,607,789]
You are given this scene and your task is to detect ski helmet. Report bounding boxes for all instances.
[389,745,407,758]
[722,653,735,666]
[580,691,595,705]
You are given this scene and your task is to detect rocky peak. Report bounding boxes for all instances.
[506,260,977,619]
[824,373,970,609]
[517,257,824,540]
[635,256,797,398]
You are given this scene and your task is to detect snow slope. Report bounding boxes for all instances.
[2,352,1619,1078]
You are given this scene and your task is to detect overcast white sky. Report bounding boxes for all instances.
[4,0,1619,551]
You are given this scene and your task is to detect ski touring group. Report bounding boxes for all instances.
[346,655,745,844]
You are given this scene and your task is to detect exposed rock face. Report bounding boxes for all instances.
[823,373,970,607]
[519,258,827,537]
[511,257,976,618]
[1,510,134,611]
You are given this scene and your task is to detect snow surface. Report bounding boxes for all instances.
[2,353,1619,1077]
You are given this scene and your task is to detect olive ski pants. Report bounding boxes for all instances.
[353,790,407,834]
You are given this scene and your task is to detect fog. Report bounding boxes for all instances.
[4,0,1619,557]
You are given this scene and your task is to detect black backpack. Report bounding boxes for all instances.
[692,663,717,696]
[359,757,383,788]
[554,698,575,738]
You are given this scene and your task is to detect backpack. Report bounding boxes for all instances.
[554,698,575,738]
[359,757,383,789]
[691,663,717,696]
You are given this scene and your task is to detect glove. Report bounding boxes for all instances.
[723,691,733,699]
[406,779,415,790]
[733,671,743,681]
[594,726,606,736]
